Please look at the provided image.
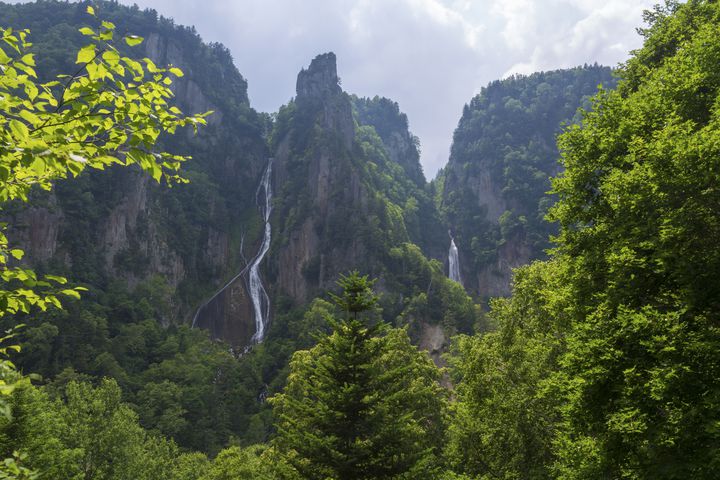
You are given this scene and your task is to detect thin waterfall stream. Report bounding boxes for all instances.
[248,158,273,342]
[448,231,462,286]
[191,158,273,345]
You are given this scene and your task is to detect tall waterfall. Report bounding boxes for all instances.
[191,158,273,345]
[248,158,273,343]
[448,233,462,286]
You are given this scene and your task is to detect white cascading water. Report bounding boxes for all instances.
[448,233,462,286]
[248,158,273,343]
[191,158,273,345]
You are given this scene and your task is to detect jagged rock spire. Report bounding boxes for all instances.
[296,52,342,100]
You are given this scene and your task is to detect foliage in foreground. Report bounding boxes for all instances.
[446,1,720,478]
[0,6,205,478]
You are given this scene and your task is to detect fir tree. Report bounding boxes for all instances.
[271,272,446,479]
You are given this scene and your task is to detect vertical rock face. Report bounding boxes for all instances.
[9,196,63,264]
[273,53,366,303]
[193,277,255,346]
[295,52,355,148]
[296,53,342,100]
[4,18,267,334]
[443,155,527,298]
[441,66,616,300]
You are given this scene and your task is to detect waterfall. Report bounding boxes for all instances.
[248,158,273,343]
[448,233,462,286]
[191,158,273,345]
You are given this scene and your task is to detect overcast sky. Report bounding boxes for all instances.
[15,0,658,178]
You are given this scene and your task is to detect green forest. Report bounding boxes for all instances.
[1,0,719,478]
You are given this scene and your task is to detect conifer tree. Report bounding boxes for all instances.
[271,272,446,479]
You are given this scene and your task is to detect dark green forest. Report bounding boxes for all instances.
[1,0,719,478]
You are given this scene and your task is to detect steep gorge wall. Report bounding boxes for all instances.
[271,53,369,303]
[441,66,616,299]
[2,2,268,334]
[264,54,476,353]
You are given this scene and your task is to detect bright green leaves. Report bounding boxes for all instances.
[19,53,33,66]
[542,2,720,477]
[448,3,720,479]
[0,18,205,206]
[0,13,207,452]
[101,49,119,66]
[446,260,566,479]
[75,44,96,64]
[8,119,28,140]
[0,46,10,64]
[124,35,143,47]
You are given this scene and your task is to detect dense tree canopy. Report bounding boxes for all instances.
[549,0,720,476]
[447,1,720,479]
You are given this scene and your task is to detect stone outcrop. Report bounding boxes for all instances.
[145,33,223,125]
[193,276,255,346]
[295,53,355,148]
[9,196,63,264]
[475,233,531,298]
[273,53,368,304]
[296,52,342,100]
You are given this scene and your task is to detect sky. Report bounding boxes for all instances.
[14,0,658,178]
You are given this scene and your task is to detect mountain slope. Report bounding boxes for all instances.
[440,66,617,298]
[268,54,475,347]
[1,0,270,340]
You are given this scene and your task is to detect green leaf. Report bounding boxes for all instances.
[86,5,95,16]
[0,46,10,64]
[23,82,38,101]
[9,119,29,140]
[169,67,184,78]
[76,44,96,64]
[20,53,34,66]
[124,35,143,47]
[101,21,116,30]
[9,249,23,260]
[143,58,159,73]
[44,275,67,284]
[102,50,120,66]
[79,27,95,36]
[61,289,81,300]
[18,109,39,125]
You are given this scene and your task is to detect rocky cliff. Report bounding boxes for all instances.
[2,1,268,334]
[272,53,367,302]
[441,66,616,299]
[266,53,475,351]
